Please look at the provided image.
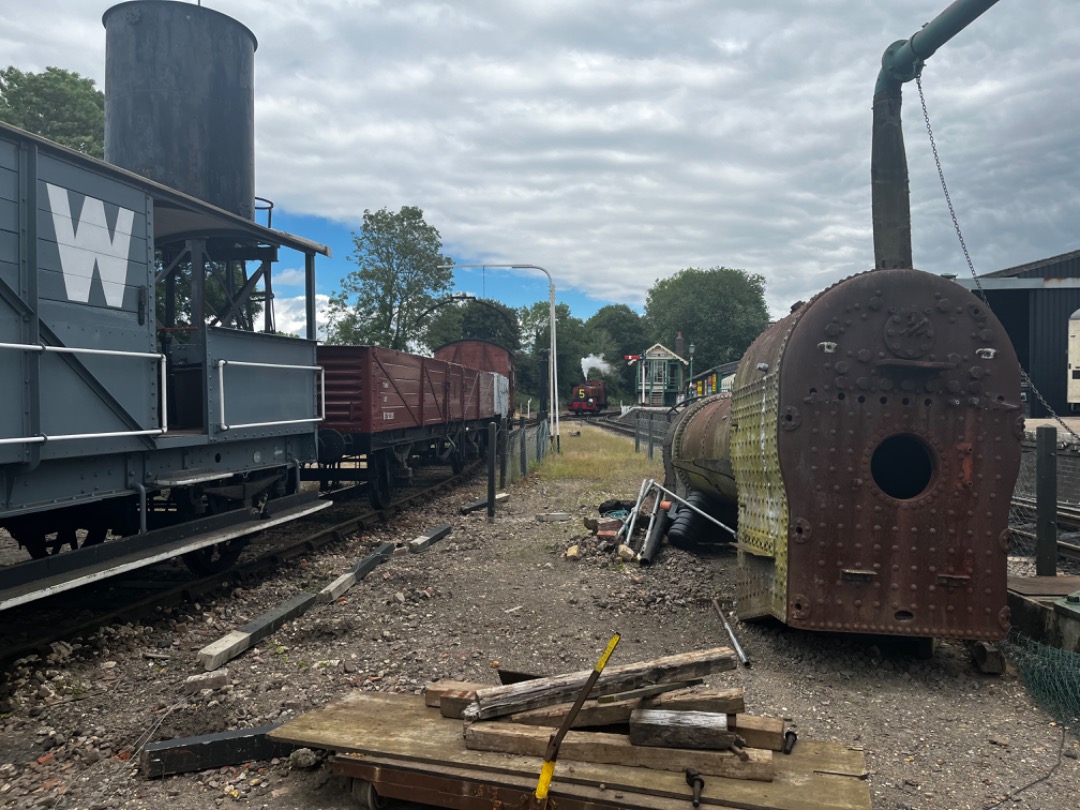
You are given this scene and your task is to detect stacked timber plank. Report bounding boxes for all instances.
[268,646,872,810]
[426,647,779,783]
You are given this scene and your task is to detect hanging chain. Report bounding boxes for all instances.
[916,75,1079,442]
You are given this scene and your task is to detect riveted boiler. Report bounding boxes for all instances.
[664,0,1024,640]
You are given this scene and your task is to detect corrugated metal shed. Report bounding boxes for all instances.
[982,249,1080,280]
[957,250,1080,418]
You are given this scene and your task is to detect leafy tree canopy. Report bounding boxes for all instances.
[516,301,590,411]
[424,296,520,354]
[423,293,520,354]
[644,267,769,372]
[0,66,104,157]
[325,206,452,348]
[585,304,647,397]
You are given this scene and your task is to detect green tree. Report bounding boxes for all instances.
[0,66,104,157]
[516,301,589,411]
[424,297,520,353]
[325,206,452,348]
[644,267,769,372]
[586,304,647,398]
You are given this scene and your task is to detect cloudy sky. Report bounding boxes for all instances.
[3,0,1079,334]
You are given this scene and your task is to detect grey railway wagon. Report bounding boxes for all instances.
[0,121,327,581]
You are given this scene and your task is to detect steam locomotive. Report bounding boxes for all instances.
[568,379,608,415]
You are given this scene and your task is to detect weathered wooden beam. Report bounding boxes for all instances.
[507,687,746,730]
[597,679,702,703]
[464,722,773,782]
[423,680,489,708]
[141,725,295,778]
[730,715,785,752]
[439,689,480,719]
[509,697,640,728]
[463,647,737,721]
[628,709,734,750]
[644,687,745,715]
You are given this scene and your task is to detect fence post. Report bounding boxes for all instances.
[1036,425,1058,577]
[635,411,641,453]
[488,422,498,523]
[518,419,527,475]
[647,417,655,460]
[499,421,508,489]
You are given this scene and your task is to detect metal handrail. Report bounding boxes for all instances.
[216,358,324,431]
[0,341,167,445]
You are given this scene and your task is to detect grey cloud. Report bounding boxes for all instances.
[9,0,1079,317]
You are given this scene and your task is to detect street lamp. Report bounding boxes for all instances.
[689,342,695,382]
[436,263,560,452]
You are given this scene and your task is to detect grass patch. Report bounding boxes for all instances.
[538,424,663,484]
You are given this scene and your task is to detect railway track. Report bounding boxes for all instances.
[1008,496,1080,570]
[588,414,640,438]
[0,461,484,666]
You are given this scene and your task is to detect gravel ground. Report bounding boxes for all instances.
[1,425,1078,810]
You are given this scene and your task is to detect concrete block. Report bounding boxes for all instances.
[197,631,251,673]
[409,523,453,554]
[182,668,230,695]
[317,572,357,603]
[536,512,571,522]
[198,592,317,671]
[352,541,395,579]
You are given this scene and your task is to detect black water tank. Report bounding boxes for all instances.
[103,1,257,220]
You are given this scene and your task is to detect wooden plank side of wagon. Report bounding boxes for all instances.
[268,691,871,810]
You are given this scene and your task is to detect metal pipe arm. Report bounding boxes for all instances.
[871,0,1002,271]
[876,0,1002,94]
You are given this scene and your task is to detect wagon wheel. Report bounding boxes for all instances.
[353,780,389,810]
[449,431,466,475]
[82,524,108,547]
[368,451,394,510]
[15,529,76,561]
[17,531,53,560]
[182,538,248,575]
[450,448,465,475]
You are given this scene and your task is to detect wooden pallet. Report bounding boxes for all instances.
[269,692,871,810]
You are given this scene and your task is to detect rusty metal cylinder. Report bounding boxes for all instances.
[103,1,257,219]
[664,395,736,504]
[663,267,1023,641]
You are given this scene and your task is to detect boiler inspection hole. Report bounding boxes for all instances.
[871,434,935,500]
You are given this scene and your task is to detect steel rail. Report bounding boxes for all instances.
[0,460,484,665]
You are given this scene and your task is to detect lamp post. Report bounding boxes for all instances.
[689,343,695,398]
[437,263,560,452]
